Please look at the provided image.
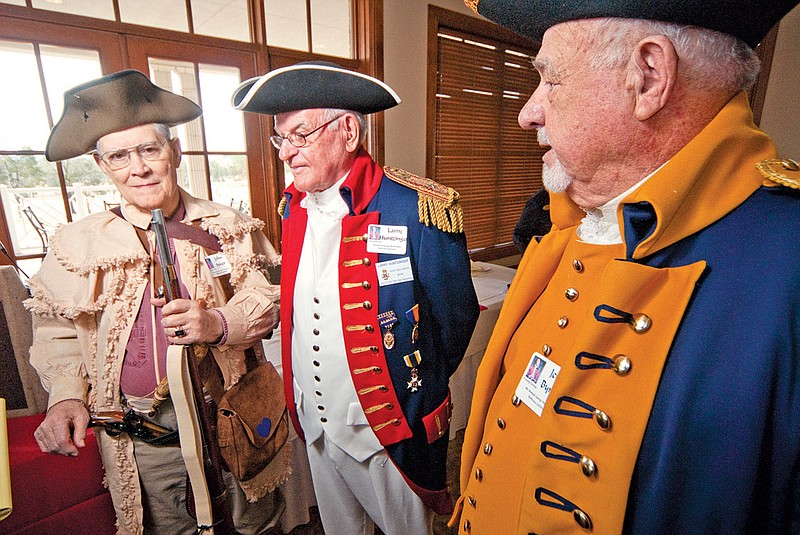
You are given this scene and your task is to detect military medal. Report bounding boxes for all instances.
[377,310,398,350]
[405,304,419,344]
[404,349,422,392]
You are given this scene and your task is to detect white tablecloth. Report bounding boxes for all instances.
[449,261,516,438]
[261,260,516,531]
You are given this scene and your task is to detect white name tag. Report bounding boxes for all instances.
[515,352,561,416]
[204,253,232,277]
[367,224,408,255]
[375,257,414,287]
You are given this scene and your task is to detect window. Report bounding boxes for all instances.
[0,0,371,278]
[428,7,544,260]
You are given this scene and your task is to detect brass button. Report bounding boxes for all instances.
[363,300,372,310]
[362,281,371,289]
[542,344,552,357]
[483,443,493,455]
[392,419,401,426]
[612,355,632,375]
[781,158,799,171]
[594,409,612,430]
[631,314,651,333]
[474,468,483,481]
[468,496,477,508]
[497,417,506,429]
[580,455,597,477]
[363,258,371,266]
[386,403,394,409]
[463,519,471,532]
[573,508,592,530]
[565,288,579,301]
[558,316,569,329]
[365,325,374,333]
[379,385,389,392]
[370,346,379,353]
[572,259,584,273]
[511,395,522,406]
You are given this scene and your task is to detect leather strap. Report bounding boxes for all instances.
[110,206,222,252]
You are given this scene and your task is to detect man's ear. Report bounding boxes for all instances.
[341,114,362,153]
[169,136,183,167]
[629,35,678,121]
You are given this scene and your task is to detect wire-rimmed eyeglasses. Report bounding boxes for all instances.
[270,115,345,150]
[96,140,169,170]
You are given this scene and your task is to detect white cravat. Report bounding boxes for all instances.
[577,166,662,245]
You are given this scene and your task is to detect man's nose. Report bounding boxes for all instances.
[278,139,297,161]
[128,151,150,174]
[518,91,545,130]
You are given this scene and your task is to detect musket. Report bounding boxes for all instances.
[151,208,238,535]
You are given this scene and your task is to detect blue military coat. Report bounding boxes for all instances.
[281,150,479,514]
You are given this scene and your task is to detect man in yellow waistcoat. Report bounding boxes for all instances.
[454,1,800,533]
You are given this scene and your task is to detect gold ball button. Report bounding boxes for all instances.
[572,259,584,272]
[594,409,612,430]
[632,314,652,333]
[558,316,569,329]
[612,355,632,375]
[580,455,597,477]
[573,509,592,530]
[565,288,579,301]
[483,443,493,455]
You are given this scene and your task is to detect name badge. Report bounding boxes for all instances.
[515,352,560,416]
[367,224,408,255]
[375,257,414,287]
[204,253,232,277]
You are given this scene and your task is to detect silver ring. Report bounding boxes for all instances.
[174,327,186,338]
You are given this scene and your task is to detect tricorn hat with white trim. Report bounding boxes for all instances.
[45,69,202,162]
[464,0,800,49]
[232,61,400,116]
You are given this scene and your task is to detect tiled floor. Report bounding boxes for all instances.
[284,430,465,535]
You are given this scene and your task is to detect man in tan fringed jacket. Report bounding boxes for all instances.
[25,70,287,534]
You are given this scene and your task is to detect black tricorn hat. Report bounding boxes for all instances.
[232,61,401,116]
[45,70,202,162]
[465,0,799,48]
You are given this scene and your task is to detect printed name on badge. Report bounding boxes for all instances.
[375,257,414,287]
[515,352,561,416]
[367,224,408,255]
[204,253,232,277]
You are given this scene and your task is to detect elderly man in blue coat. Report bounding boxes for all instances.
[233,62,479,535]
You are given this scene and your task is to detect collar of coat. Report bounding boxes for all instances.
[283,148,384,218]
[548,92,778,260]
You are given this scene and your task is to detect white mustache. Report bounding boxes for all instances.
[537,128,550,146]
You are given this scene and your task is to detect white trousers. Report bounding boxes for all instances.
[306,434,434,535]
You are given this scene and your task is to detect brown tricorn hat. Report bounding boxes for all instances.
[45,69,202,162]
[465,0,800,49]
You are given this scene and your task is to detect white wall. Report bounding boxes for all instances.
[760,3,800,158]
[383,2,800,174]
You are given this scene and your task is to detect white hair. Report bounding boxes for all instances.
[324,108,369,146]
[583,18,761,93]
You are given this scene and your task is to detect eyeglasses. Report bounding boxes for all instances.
[270,115,345,150]
[97,140,169,170]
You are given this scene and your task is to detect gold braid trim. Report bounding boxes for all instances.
[464,0,480,15]
[278,197,287,218]
[756,158,800,189]
[383,166,465,233]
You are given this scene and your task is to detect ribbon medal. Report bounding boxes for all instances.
[405,304,419,344]
[404,349,423,392]
[377,310,399,350]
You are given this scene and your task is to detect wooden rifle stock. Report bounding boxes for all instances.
[151,209,238,534]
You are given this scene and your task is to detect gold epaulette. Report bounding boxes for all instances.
[464,0,479,15]
[277,197,287,218]
[384,166,465,233]
[756,158,800,189]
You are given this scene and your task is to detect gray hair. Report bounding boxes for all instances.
[324,108,369,146]
[95,123,172,152]
[583,18,761,93]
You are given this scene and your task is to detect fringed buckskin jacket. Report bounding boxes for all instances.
[26,189,281,534]
[454,93,800,534]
